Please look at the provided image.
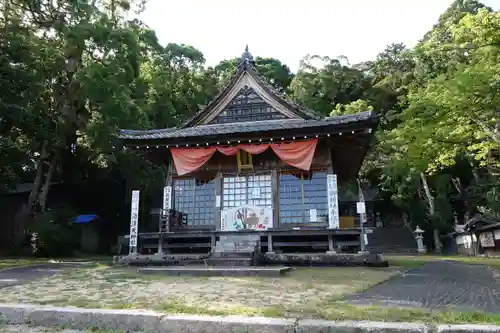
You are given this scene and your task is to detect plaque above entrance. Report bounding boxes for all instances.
[221,205,273,231]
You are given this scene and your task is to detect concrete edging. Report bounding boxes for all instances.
[0,303,499,333]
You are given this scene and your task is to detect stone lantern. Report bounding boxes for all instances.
[413,225,426,254]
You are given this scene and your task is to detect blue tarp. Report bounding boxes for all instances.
[72,214,99,224]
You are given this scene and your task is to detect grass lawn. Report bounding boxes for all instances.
[0,259,49,270]
[0,256,112,270]
[1,264,500,324]
[387,254,500,269]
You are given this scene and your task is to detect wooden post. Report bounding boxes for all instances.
[327,234,336,254]
[157,162,173,254]
[267,234,274,253]
[271,169,279,229]
[215,172,222,230]
[211,233,216,253]
[157,233,163,254]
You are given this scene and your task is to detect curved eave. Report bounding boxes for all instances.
[119,111,379,145]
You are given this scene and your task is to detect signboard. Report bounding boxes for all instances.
[356,202,366,214]
[221,205,273,231]
[309,209,318,222]
[327,174,339,229]
[129,190,140,253]
[480,232,495,248]
[162,186,172,216]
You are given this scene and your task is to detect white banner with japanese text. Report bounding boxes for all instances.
[162,186,172,217]
[129,190,140,253]
[327,174,339,229]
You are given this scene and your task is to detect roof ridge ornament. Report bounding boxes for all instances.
[239,44,254,66]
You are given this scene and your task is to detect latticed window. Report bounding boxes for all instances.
[222,174,272,209]
[210,86,286,124]
[279,170,328,224]
[173,177,215,227]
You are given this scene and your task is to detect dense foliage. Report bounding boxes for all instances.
[1,0,498,251]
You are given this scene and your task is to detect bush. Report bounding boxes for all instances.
[30,210,80,258]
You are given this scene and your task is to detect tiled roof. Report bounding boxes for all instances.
[119,111,376,140]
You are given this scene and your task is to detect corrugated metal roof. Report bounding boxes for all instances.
[119,111,375,140]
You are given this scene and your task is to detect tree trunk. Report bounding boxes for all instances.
[27,140,48,214]
[39,152,57,212]
[420,172,442,252]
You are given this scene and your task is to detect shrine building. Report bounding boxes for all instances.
[118,47,379,259]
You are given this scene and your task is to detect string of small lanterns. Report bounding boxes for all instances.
[120,128,373,150]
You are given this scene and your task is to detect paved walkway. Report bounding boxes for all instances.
[348,261,500,313]
[0,262,91,289]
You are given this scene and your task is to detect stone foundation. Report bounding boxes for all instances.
[114,252,387,267]
[261,252,387,267]
[113,253,207,266]
[137,266,292,277]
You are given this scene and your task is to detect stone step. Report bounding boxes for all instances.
[206,257,254,266]
[211,251,254,258]
[138,266,292,277]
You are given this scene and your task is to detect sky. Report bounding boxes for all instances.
[140,0,500,72]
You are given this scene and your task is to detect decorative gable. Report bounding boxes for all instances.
[182,46,319,128]
[209,86,286,124]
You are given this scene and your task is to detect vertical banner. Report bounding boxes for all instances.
[327,174,339,229]
[162,185,172,217]
[129,190,140,254]
[357,180,367,225]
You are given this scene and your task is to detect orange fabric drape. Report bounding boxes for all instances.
[170,147,217,176]
[271,140,318,171]
[170,139,318,175]
[216,144,270,156]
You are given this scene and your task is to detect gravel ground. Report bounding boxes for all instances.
[0,265,397,317]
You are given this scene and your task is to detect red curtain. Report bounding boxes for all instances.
[170,139,318,175]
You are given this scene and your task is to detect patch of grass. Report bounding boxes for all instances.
[316,303,500,325]
[0,259,47,269]
[0,256,112,270]
[79,327,127,333]
[154,297,286,318]
[387,255,500,269]
[123,297,500,325]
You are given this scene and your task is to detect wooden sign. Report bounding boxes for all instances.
[480,232,495,248]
